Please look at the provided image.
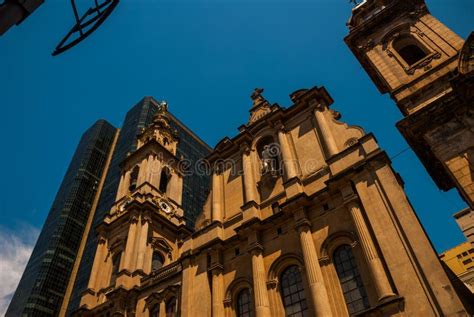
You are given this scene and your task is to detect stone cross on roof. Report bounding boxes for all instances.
[251,88,266,107]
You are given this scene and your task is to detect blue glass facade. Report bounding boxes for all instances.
[6,120,117,317]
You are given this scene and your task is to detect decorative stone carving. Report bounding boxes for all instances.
[249,88,273,124]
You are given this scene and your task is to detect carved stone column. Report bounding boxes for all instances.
[122,216,138,271]
[347,200,395,301]
[212,170,224,222]
[314,105,338,157]
[211,264,225,317]
[295,217,333,316]
[242,144,258,203]
[276,123,299,179]
[249,244,272,317]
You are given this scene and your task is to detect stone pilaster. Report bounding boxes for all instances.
[212,170,224,222]
[145,153,154,183]
[137,157,148,186]
[347,200,395,301]
[242,144,258,203]
[294,214,332,316]
[314,105,338,157]
[210,264,225,317]
[122,216,139,271]
[275,122,299,179]
[151,157,162,189]
[116,170,130,200]
[136,215,151,271]
[89,236,107,290]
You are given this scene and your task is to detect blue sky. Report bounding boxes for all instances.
[0,1,472,309]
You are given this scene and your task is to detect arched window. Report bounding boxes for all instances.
[280,265,308,317]
[109,252,121,286]
[159,167,171,193]
[129,166,140,191]
[152,251,164,271]
[150,304,160,317]
[236,288,253,317]
[393,36,428,65]
[333,245,369,315]
[166,297,177,317]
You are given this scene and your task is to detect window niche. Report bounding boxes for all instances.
[159,167,172,193]
[129,165,140,191]
[256,135,281,178]
[392,36,428,65]
[152,251,165,272]
[109,252,121,287]
[382,27,441,75]
[149,237,172,272]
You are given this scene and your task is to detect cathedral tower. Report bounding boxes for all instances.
[77,103,190,315]
[345,0,474,208]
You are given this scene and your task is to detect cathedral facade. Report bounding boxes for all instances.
[73,85,471,317]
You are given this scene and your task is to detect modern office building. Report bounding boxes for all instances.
[454,208,474,244]
[63,97,211,315]
[440,242,474,292]
[6,120,118,317]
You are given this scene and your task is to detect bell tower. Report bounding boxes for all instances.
[78,102,190,314]
[345,0,474,208]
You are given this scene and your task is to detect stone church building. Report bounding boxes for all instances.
[73,84,472,317]
[345,0,473,209]
[72,1,473,316]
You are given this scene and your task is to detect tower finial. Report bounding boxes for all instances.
[251,88,266,107]
[157,100,168,114]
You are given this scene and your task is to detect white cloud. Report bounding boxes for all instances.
[0,224,39,316]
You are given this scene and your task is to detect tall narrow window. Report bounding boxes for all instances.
[393,37,428,66]
[109,252,121,286]
[159,167,171,193]
[150,304,160,317]
[236,288,253,317]
[152,251,164,271]
[166,297,177,317]
[333,245,369,315]
[280,265,309,317]
[129,166,140,191]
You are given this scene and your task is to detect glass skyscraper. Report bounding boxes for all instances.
[6,120,118,317]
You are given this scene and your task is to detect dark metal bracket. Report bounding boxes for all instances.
[52,0,119,56]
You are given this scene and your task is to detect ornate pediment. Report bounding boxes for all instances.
[149,236,173,260]
[248,88,273,124]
